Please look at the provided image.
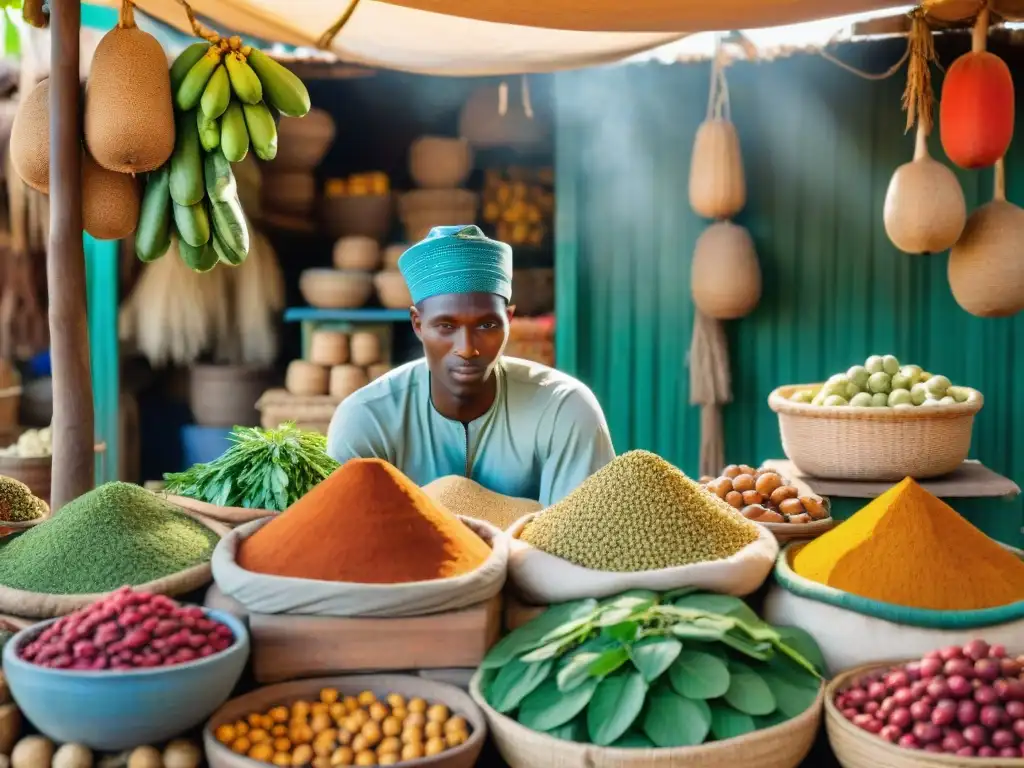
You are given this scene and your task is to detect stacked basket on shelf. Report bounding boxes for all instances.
[287,331,391,401]
[260,108,335,229]
[321,172,393,241]
[398,136,478,242]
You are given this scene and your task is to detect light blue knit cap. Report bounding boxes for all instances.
[398,225,513,305]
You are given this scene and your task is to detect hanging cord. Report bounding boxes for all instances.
[173,0,222,43]
[901,9,938,134]
[521,75,534,119]
[705,36,732,121]
[495,78,534,119]
[817,18,912,81]
[994,157,1006,201]
[118,0,135,28]
[317,0,364,49]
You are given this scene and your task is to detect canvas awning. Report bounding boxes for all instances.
[87,0,923,75]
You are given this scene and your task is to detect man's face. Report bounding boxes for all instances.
[411,292,514,399]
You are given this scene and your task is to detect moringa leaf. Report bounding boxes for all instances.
[710,702,757,740]
[642,689,711,747]
[674,593,761,625]
[610,732,655,748]
[669,649,730,699]
[724,661,777,716]
[481,600,598,669]
[487,658,553,713]
[586,671,648,746]
[588,646,630,678]
[518,677,599,731]
[775,625,828,676]
[629,636,682,683]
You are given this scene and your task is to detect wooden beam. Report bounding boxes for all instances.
[48,0,94,510]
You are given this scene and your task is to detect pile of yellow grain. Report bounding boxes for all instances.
[422,476,541,530]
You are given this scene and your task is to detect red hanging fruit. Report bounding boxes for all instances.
[940,8,1014,170]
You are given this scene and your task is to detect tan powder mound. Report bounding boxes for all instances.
[83,151,140,240]
[85,26,175,173]
[10,78,50,193]
[423,476,542,530]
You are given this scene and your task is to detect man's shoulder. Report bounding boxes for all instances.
[338,357,426,412]
[501,357,603,413]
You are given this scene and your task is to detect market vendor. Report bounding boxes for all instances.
[327,225,615,506]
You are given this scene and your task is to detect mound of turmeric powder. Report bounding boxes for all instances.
[236,458,491,583]
[793,477,1024,611]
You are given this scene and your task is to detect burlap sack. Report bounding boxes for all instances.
[212,516,508,618]
[163,493,276,527]
[0,510,229,619]
[507,513,777,604]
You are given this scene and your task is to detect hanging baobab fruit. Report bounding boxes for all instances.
[688,55,745,220]
[884,11,966,254]
[940,6,1014,169]
[691,221,761,320]
[947,159,1024,318]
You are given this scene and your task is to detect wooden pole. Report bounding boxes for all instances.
[48,0,94,510]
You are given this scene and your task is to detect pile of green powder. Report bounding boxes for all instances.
[520,450,760,572]
[0,481,220,594]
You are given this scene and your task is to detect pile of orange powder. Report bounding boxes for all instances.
[236,458,492,583]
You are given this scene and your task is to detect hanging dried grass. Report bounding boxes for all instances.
[902,9,939,134]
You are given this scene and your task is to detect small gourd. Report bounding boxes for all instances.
[11,736,54,768]
[53,744,93,768]
[689,119,746,220]
[162,740,200,768]
[940,8,1014,169]
[883,122,966,254]
[948,159,1024,318]
[690,221,761,320]
[285,360,329,397]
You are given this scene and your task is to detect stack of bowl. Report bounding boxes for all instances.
[398,136,479,242]
[261,109,335,225]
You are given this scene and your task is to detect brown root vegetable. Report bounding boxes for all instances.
[779,498,806,518]
[799,495,828,520]
[770,485,799,506]
[741,504,769,520]
[707,477,733,498]
[741,490,763,506]
[754,472,784,497]
[787,513,812,524]
[722,464,742,479]
[732,474,756,493]
[724,491,744,509]
[754,510,785,523]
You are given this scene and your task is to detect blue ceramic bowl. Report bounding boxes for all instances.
[2,608,249,750]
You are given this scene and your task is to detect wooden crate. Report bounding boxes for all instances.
[504,590,546,631]
[250,595,503,683]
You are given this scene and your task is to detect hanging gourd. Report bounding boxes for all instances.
[948,159,1024,318]
[691,221,761,320]
[689,53,745,220]
[940,6,1014,170]
[884,11,966,254]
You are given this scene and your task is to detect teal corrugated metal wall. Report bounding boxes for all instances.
[553,40,1022,536]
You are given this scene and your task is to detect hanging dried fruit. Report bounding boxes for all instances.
[939,7,1014,170]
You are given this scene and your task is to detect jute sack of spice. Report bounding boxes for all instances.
[764,477,1024,673]
[0,482,228,619]
[211,458,509,617]
[508,450,778,605]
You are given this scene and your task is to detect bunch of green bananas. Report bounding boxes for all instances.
[133,37,311,271]
[173,36,311,163]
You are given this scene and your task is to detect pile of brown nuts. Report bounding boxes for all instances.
[700,465,829,524]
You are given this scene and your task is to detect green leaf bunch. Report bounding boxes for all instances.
[162,422,339,512]
[480,589,825,749]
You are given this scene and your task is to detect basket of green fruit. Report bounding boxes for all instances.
[768,355,983,482]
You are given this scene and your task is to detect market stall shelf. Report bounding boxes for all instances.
[761,458,1022,548]
[204,674,487,768]
[247,595,502,684]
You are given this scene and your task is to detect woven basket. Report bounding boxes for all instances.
[374,269,413,309]
[299,269,374,309]
[768,384,984,481]
[470,671,823,768]
[825,662,1021,767]
[320,194,393,241]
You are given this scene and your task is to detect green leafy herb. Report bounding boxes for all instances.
[481,590,823,749]
[162,423,339,512]
[587,671,648,746]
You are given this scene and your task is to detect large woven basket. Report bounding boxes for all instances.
[768,384,984,481]
[825,662,1021,767]
[255,388,339,435]
[469,671,823,768]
